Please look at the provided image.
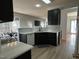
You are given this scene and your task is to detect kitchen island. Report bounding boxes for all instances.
[0,41,33,59]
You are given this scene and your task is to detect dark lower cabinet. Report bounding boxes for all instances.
[15,50,31,59]
[35,32,60,46]
[35,33,48,45]
[58,32,61,45]
[48,33,57,46]
[19,34,27,43]
[19,32,60,46]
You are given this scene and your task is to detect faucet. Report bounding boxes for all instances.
[39,26,42,31]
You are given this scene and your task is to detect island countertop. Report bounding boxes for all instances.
[0,41,33,59]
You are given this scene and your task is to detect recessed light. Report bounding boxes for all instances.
[42,0,51,4]
[35,4,41,7]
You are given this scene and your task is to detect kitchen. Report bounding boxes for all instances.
[0,0,79,59]
[0,7,61,59]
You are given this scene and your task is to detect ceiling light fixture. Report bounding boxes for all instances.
[42,0,51,4]
[35,4,41,7]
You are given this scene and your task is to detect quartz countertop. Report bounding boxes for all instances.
[0,41,33,59]
[20,31,61,34]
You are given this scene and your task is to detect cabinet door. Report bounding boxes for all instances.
[35,33,40,45]
[15,50,31,59]
[19,34,27,43]
[0,0,13,23]
[40,33,49,44]
[48,9,61,25]
[27,34,34,45]
[58,32,61,45]
[35,33,49,45]
[48,33,57,46]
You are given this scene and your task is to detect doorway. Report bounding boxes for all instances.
[66,11,77,45]
[71,19,77,34]
[67,11,77,35]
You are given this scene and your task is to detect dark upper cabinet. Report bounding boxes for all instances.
[48,9,61,25]
[0,0,13,23]
[34,21,40,26]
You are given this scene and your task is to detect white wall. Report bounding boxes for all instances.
[0,22,12,33]
[61,9,67,40]
[14,12,45,28]
[66,16,71,34]
[46,25,60,32]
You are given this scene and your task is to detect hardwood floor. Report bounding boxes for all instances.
[32,34,76,59]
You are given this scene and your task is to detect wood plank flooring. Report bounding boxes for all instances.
[32,34,76,59]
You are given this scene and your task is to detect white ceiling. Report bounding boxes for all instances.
[13,0,78,19]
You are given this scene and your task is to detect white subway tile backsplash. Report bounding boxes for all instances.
[19,25,61,34]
